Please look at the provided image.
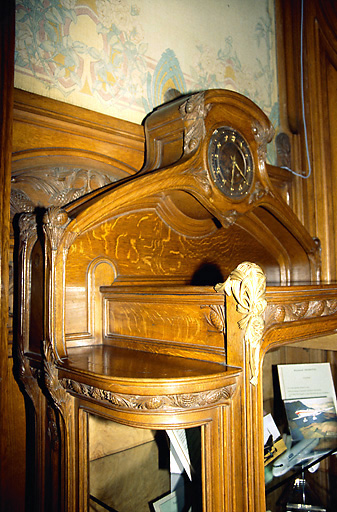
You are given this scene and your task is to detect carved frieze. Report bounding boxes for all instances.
[61,378,236,411]
[265,298,337,329]
[10,167,119,218]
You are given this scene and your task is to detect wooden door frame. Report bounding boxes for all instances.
[0,0,15,510]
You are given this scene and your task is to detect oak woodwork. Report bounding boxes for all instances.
[1,3,336,510]
[277,0,337,282]
[14,88,337,512]
[12,89,144,172]
[0,1,19,511]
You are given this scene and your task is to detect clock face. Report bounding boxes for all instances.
[208,127,254,199]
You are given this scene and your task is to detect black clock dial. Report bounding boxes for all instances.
[208,127,254,198]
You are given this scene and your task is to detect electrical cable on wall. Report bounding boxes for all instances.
[281,0,312,179]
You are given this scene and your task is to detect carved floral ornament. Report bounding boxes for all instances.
[215,262,267,386]
[43,339,72,412]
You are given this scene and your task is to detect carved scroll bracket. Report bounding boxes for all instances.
[215,262,267,386]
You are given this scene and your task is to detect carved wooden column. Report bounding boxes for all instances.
[15,213,47,512]
[43,339,80,512]
[218,262,268,512]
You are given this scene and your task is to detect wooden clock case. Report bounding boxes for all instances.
[15,89,337,511]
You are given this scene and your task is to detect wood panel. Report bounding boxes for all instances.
[7,90,148,512]
[277,0,337,282]
[0,1,18,511]
[12,89,145,173]
[275,15,337,505]
[19,88,337,512]
[5,7,337,507]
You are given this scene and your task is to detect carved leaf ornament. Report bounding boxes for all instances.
[216,262,267,386]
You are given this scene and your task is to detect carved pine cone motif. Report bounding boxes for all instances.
[202,305,226,333]
[60,379,235,411]
[265,299,337,330]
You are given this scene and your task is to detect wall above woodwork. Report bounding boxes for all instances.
[14,0,279,161]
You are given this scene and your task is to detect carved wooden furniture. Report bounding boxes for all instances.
[16,89,337,511]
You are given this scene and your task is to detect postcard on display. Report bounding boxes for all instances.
[277,363,337,441]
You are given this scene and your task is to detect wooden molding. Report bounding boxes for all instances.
[13,89,145,173]
[276,0,337,281]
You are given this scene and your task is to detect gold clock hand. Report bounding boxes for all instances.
[232,156,248,183]
[230,158,235,189]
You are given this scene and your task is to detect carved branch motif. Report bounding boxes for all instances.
[179,92,211,154]
[251,120,274,160]
[61,378,236,411]
[13,340,42,407]
[43,339,72,414]
[248,181,269,204]
[11,167,118,216]
[265,299,337,329]
[46,404,60,451]
[43,206,70,251]
[10,188,36,217]
[43,339,67,404]
[18,212,38,245]
[188,167,211,193]
[221,209,240,227]
[275,132,291,169]
[12,212,42,404]
[201,304,226,333]
[216,262,267,386]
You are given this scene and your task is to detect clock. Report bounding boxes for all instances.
[208,126,254,199]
